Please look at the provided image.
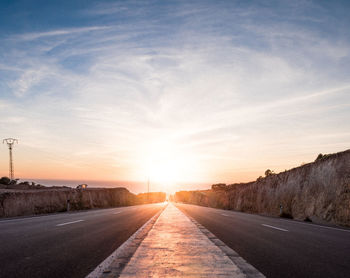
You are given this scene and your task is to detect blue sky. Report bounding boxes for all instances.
[0,0,349,191]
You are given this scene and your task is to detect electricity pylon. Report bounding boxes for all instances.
[3,138,18,180]
[147,178,150,202]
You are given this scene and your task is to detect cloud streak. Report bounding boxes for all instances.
[11,26,111,41]
[0,0,349,190]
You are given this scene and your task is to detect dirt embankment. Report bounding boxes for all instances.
[175,150,350,226]
[0,188,166,218]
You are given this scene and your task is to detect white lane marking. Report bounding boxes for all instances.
[219,212,349,233]
[113,212,121,215]
[262,224,288,232]
[215,209,350,233]
[56,220,84,226]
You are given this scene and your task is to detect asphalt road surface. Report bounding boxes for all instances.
[176,203,350,278]
[0,203,165,278]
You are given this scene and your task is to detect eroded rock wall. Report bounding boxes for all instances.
[175,150,350,226]
[137,192,166,204]
[0,188,165,218]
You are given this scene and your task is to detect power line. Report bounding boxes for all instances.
[3,138,18,180]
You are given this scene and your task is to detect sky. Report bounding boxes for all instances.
[0,0,349,193]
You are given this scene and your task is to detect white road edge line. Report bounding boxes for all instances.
[0,214,64,223]
[280,219,350,233]
[308,225,350,233]
[216,210,350,233]
[262,224,288,232]
[56,220,85,226]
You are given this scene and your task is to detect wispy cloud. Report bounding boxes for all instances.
[83,2,130,15]
[0,0,349,188]
[11,26,110,41]
[8,68,47,97]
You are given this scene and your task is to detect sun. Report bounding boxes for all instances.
[147,155,180,184]
[139,139,192,186]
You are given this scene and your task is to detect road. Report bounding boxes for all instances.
[0,203,165,278]
[176,203,350,278]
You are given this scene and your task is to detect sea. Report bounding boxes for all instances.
[20,178,211,195]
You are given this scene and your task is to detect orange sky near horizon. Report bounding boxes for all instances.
[1,138,347,193]
[1,1,349,193]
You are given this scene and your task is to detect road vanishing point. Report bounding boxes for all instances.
[0,202,349,278]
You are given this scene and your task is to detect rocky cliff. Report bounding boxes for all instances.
[137,192,167,204]
[175,149,350,226]
[0,188,166,218]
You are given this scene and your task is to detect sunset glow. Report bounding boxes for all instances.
[133,139,197,192]
[0,2,349,278]
[0,1,349,192]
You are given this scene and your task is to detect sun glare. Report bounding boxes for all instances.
[140,140,193,187]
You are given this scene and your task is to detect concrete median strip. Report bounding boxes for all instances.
[91,203,264,277]
[181,206,265,278]
[86,207,165,278]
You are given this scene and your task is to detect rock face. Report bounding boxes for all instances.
[175,150,350,226]
[137,192,167,204]
[0,188,166,218]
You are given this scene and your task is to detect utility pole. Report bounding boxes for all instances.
[3,138,18,180]
[147,178,150,203]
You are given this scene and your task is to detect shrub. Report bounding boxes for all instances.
[211,183,227,190]
[315,153,323,161]
[280,212,293,219]
[304,217,312,222]
[0,177,11,185]
[264,169,274,177]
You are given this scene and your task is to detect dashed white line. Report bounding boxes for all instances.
[113,212,121,215]
[221,214,231,217]
[56,220,84,226]
[262,224,288,232]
